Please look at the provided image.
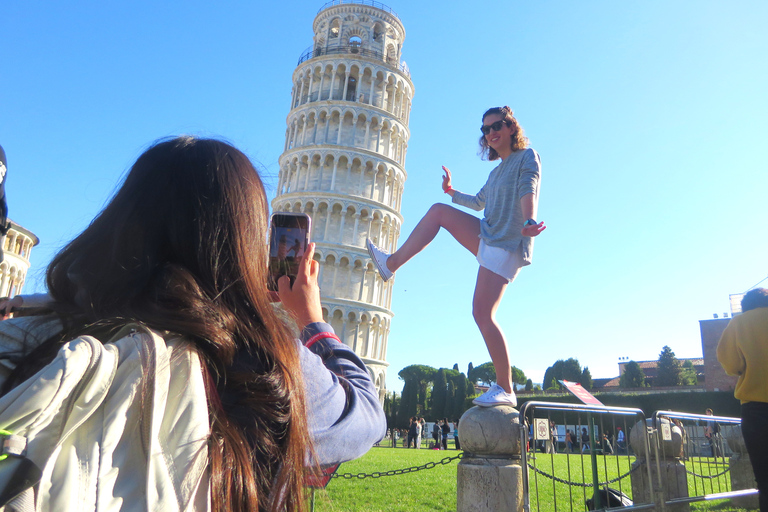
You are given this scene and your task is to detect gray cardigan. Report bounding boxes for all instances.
[451,148,541,264]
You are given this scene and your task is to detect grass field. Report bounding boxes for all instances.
[309,446,755,512]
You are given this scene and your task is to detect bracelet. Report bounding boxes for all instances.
[444,187,453,194]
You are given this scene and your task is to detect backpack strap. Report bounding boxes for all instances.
[0,430,42,511]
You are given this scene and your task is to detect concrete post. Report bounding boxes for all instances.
[725,428,759,509]
[456,405,523,512]
[629,418,690,512]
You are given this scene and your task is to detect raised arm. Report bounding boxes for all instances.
[446,165,487,211]
[278,244,386,464]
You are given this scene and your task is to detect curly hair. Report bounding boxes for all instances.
[478,106,529,161]
[741,288,768,312]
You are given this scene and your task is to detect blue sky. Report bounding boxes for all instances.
[2,1,766,392]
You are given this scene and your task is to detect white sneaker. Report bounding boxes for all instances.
[366,238,394,281]
[472,384,517,407]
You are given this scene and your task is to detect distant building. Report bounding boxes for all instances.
[699,318,738,392]
[614,357,704,388]
[0,220,39,297]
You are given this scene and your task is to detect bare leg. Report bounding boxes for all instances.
[472,266,513,393]
[386,204,480,272]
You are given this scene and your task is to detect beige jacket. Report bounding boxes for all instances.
[0,319,210,511]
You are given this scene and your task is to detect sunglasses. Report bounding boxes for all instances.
[480,120,508,135]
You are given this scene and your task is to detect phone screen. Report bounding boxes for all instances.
[268,213,311,291]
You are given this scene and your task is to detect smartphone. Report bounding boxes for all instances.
[267,212,311,291]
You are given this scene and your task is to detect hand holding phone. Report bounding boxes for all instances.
[277,242,324,327]
[268,213,311,291]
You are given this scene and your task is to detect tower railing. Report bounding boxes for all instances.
[317,0,399,21]
[297,44,410,78]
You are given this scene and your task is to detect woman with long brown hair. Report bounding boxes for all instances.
[0,137,385,511]
[367,106,545,408]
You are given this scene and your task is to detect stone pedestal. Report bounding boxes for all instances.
[457,405,523,512]
[629,418,690,512]
[630,459,690,512]
[726,429,759,509]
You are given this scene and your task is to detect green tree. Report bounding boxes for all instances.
[580,367,593,389]
[656,345,682,387]
[452,374,468,418]
[384,391,399,429]
[447,381,456,417]
[398,380,417,425]
[525,378,533,392]
[511,366,527,387]
[468,362,495,386]
[680,360,698,385]
[430,369,448,419]
[468,362,527,387]
[399,364,437,415]
[542,358,582,390]
[619,360,646,388]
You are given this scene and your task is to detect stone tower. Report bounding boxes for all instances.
[273,0,414,399]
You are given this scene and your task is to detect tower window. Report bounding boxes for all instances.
[349,36,362,53]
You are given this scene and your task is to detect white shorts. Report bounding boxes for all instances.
[476,240,525,282]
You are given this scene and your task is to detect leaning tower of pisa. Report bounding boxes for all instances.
[272,0,414,399]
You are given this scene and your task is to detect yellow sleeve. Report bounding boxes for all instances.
[717,320,746,376]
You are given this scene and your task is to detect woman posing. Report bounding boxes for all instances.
[367,106,545,407]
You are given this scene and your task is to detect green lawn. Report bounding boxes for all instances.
[308,447,755,512]
[310,446,461,512]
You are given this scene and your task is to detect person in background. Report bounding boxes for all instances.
[453,419,461,450]
[616,427,626,454]
[718,287,768,512]
[441,417,451,450]
[703,408,722,458]
[602,433,614,455]
[581,427,591,453]
[407,417,417,449]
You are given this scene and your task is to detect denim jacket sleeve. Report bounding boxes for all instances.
[299,322,387,465]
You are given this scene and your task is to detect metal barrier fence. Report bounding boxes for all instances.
[652,411,758,507]
[520,401,655,512]
[519,401,758,512]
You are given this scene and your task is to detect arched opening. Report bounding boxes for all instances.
[330,19,340,38]
[386,44,396,64]
[346,76,357,101]
[349,36,362,53]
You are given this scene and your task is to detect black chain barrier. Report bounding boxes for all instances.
[684,465,732,480]
[526,461,640,488]
[333,453,463,480]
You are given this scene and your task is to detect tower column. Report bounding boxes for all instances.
[298,76,306,106]
[342,71,350,102]
[330,158,339,190]
[307,68,315,103]
[312,117,319,144]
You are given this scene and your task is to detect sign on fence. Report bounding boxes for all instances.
[559,379,604,406]
[534,418,549,440]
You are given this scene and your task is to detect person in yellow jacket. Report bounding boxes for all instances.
[717,287,768,512]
